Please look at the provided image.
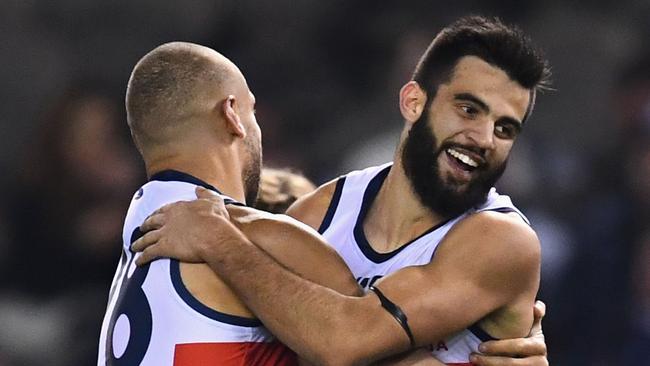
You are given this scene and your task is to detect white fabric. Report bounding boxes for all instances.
[321,163,529,364]
[97,180,276,365]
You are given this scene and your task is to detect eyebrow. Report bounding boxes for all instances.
[454,93,490,113]
[454,92,523,128]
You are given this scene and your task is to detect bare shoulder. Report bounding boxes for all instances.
[285,178,340,230]
[436,211,541,283]
[454,211,538,253]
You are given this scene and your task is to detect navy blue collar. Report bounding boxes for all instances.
[149,170,246,207]
[149,170,222,193]
[353,165,453,263]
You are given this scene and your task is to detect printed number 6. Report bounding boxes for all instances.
[105,228,153,365]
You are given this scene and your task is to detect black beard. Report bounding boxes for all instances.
[243,137,262,206]
[401,112,507,218]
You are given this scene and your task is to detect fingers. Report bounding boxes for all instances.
[533,300,546,323]
[195,186,230,219]
[131,229,161,252]
[139,213,166,233]
[530,301,546,338]
[479,337,546,358]
[196,186,221,201]
[470,354,548,366]
[135,245,161,266]
[132,229,164,266]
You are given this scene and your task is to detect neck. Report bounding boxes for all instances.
[363,158,446,253]
[145,147,246,203]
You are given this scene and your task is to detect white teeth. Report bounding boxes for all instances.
[446,148,479,167]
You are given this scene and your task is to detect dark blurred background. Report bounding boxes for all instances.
[0,1,648,365]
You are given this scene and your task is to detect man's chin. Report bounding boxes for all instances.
[441,178,472,195]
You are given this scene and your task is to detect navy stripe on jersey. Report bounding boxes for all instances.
[318,177,346,234]
[353,165,454,263]
[468,323,497,342]
[149,170,222,193]
[149,170,245,207]
[169,259,262,327]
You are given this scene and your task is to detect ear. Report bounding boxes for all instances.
[399,81,427,125]
[222,95,247,138]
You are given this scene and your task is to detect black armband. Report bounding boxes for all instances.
[369,285,415,348]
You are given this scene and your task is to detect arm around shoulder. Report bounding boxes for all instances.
[228,205,362,297]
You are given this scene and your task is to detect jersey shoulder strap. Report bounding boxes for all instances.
[318,163,392,234]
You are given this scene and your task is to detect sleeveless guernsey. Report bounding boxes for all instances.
[318,163,529,365]
[97,170,296,366]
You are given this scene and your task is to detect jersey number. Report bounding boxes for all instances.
[105,228,153,365]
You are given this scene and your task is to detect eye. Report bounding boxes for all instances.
[458,104,479,117]
[495,123,518,139]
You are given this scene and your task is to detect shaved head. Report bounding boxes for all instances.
[126,42,262,204]
[126,42,246,152]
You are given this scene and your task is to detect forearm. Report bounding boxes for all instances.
[198,225,408,364]
[249,236,362,297]
[235,217,362,297]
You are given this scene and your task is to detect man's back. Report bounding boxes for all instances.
[97,170,295,365]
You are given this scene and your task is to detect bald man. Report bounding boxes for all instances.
[97,42,361,365]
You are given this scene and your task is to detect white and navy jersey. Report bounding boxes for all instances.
[318,163,529,365]
[97,170,296,366]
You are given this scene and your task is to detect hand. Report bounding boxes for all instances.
[132,187,237,265]
[470,301,548,366]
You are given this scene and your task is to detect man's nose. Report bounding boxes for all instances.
[466,120,496,151]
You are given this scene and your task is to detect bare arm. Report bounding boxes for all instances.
[470,301,548,366]
[134,192,540,365]
[289,182,547,366]
[288,181,548,366]
[242,185,447,366]
[227,205,362,297]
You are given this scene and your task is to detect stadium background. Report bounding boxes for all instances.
[0,1,648,365]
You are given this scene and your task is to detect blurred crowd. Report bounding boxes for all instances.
[0,1,648,365]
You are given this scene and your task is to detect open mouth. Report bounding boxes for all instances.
[444,147,483,173]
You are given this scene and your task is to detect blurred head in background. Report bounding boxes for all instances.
[23,84,139,198]
[255,167,316,214]
[7,82,140,294]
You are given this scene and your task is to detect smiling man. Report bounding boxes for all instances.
[133,16,551,365]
